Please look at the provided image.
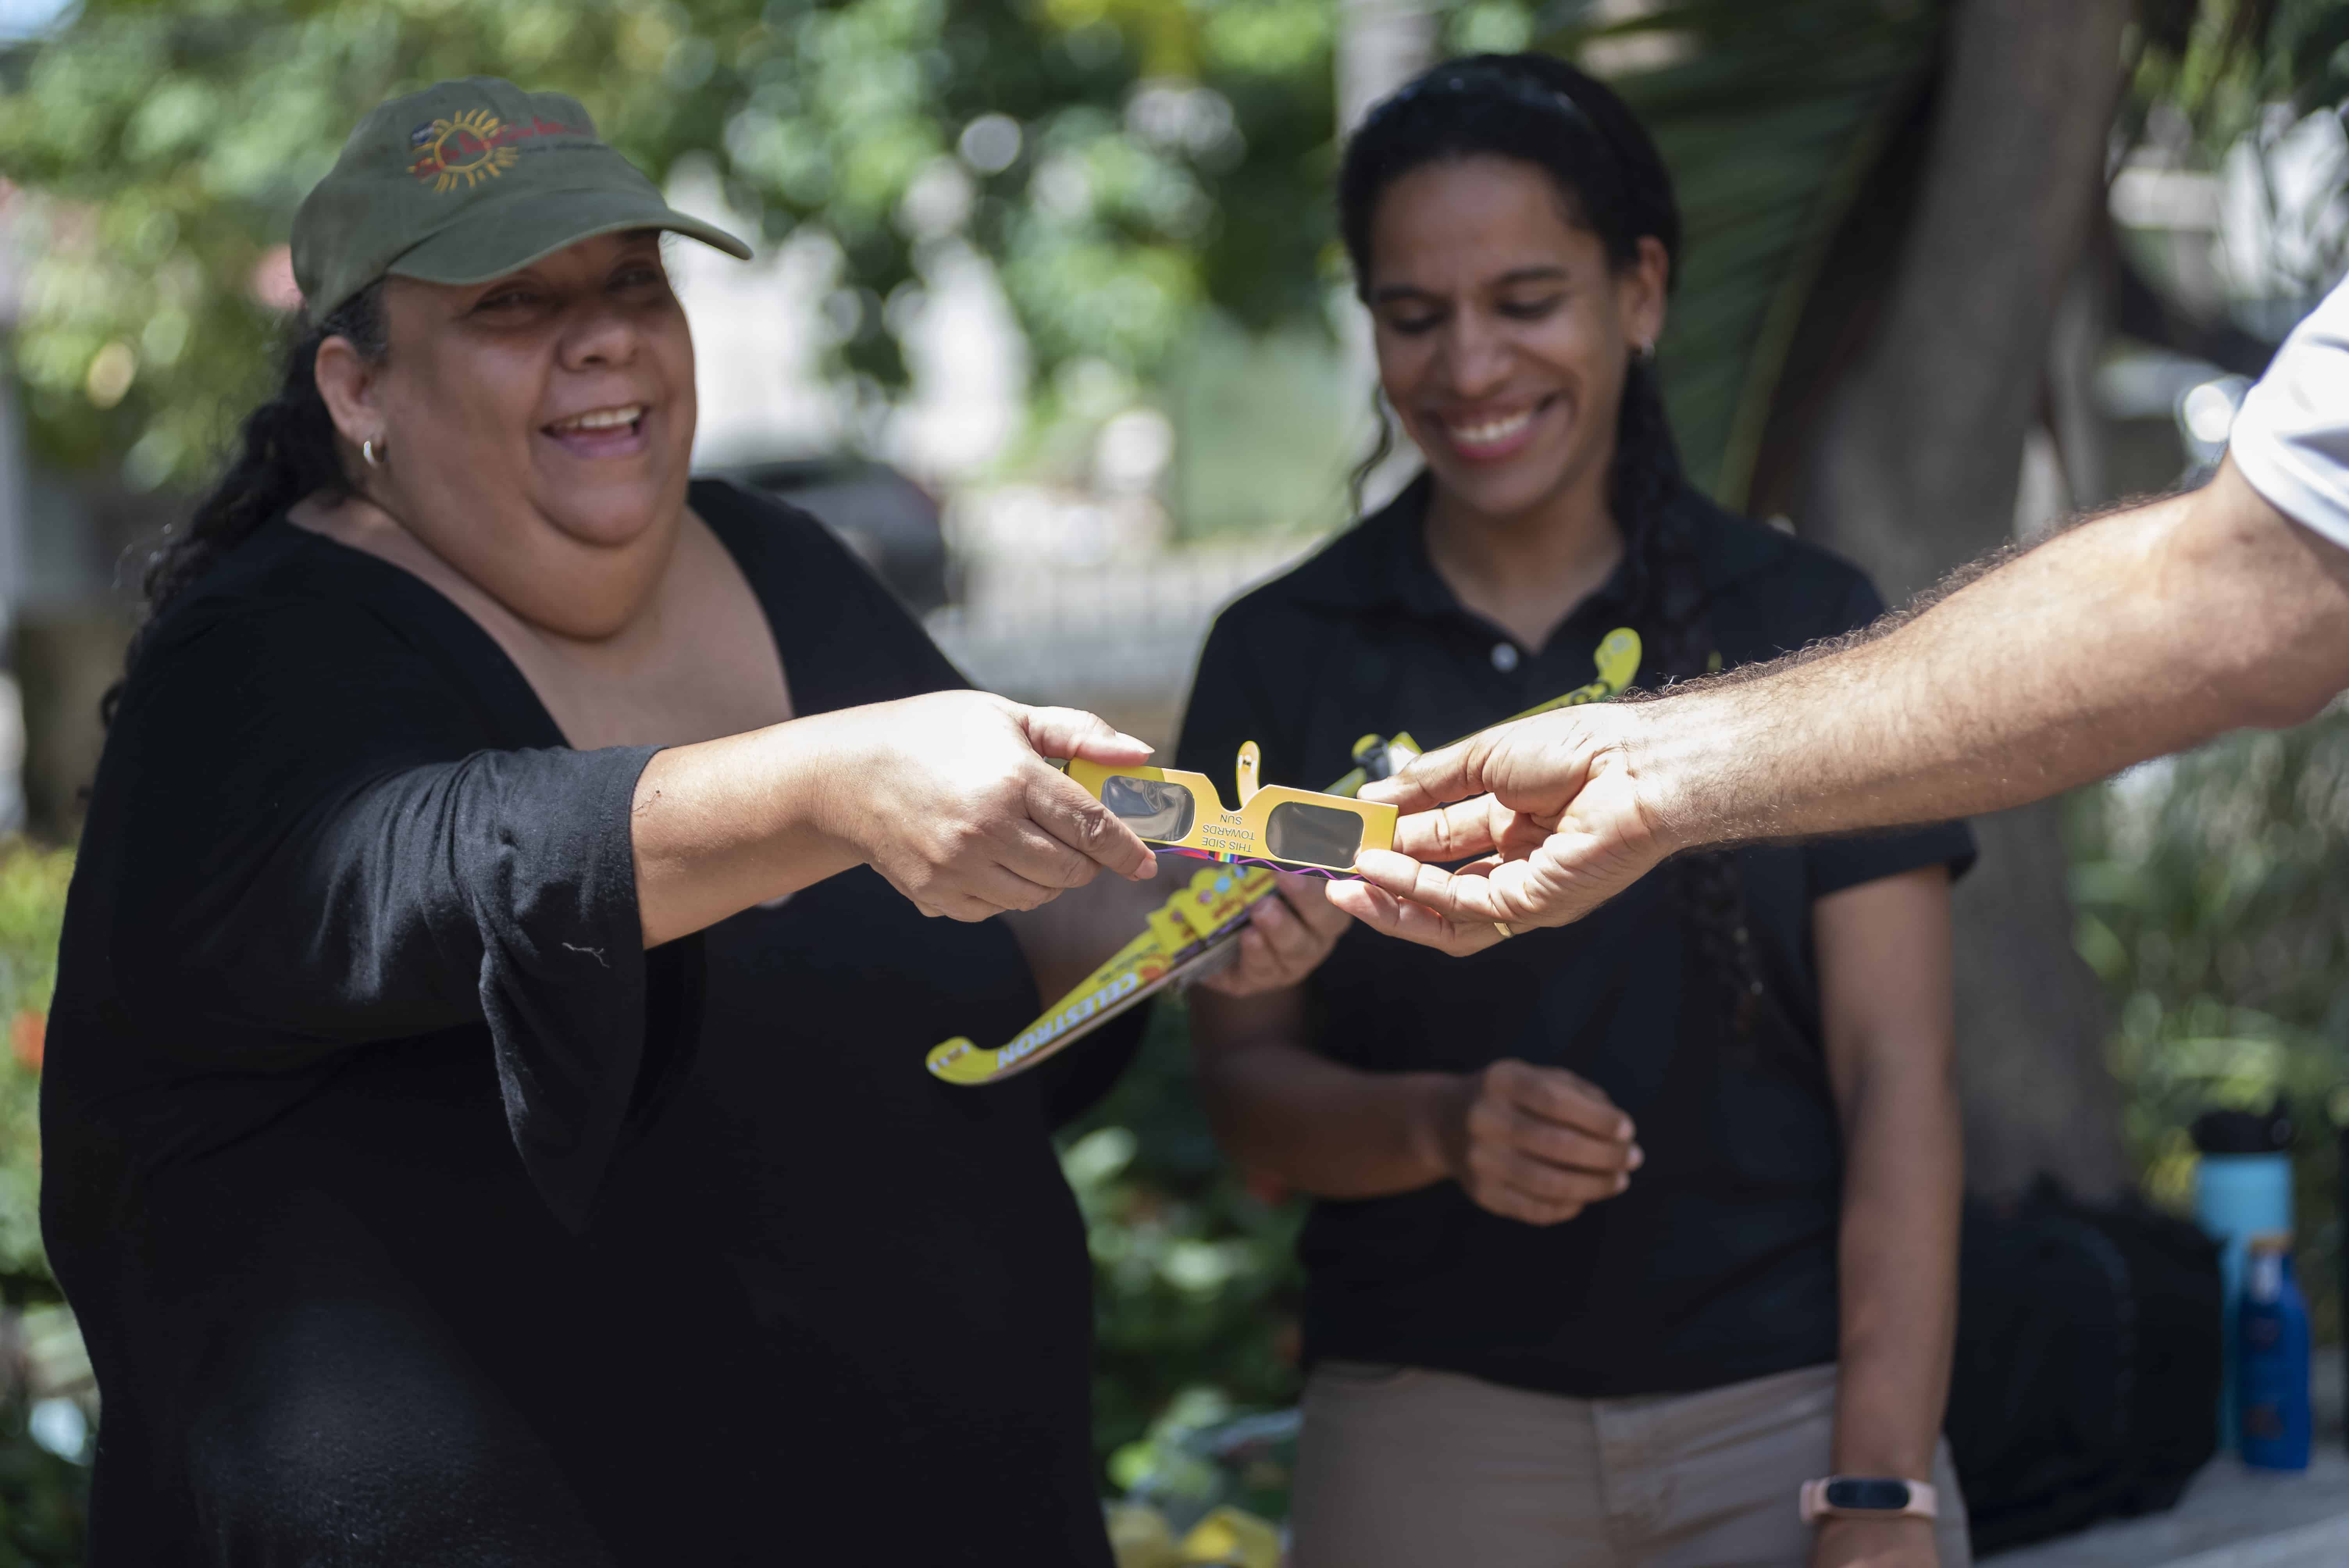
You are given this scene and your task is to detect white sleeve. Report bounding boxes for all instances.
[2230,278,2349,551]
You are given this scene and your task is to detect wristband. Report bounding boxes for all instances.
[1800,1477,1937,1523]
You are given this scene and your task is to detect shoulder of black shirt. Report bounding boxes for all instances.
[1212,475,1887,650]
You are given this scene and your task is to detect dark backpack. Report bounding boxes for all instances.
[1944,1182,2221,1555]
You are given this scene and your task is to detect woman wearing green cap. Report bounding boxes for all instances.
[39,78,1342,1563]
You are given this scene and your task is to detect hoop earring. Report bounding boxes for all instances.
[362,437,385,469]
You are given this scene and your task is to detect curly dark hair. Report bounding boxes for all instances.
[111,282,389,707]
[1340,52,1773,1039]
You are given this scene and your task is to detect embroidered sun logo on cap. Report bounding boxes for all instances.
[406,109,520,193]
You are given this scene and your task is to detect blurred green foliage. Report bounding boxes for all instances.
[2070,707,2349,1340]
[0,1401,84,1568]
[0,843,71,1308]
[0,0,1349,491]
[7,0,2347,510]
[2132,0,2349,139]
[0,0,2005,517]
[1551,0,1946,505]
[0,840,86,1566]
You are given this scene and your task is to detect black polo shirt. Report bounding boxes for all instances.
[1175,478,1974,1399]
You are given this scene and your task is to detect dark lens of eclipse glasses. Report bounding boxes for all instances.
[1101,775,1196,841]
[1263,802,1365,869]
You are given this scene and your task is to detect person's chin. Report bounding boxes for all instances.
[1428,458,1568,522]
[537,483,682,553]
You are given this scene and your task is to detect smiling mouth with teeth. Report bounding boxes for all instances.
[547,404,647,435]
[1444,406,1536,447]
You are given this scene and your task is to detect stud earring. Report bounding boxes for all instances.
[362,436,385,469]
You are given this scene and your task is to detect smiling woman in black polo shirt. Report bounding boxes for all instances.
[1179,55,1976,1568]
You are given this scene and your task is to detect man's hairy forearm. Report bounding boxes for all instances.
[1631,461,2349,851]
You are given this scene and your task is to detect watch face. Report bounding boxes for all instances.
[1824,1478,1912,1512]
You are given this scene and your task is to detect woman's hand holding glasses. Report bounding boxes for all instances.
[816,691,1161,922]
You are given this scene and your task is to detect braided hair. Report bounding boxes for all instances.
[1340,53,1773,1038]
[112,282,389,707]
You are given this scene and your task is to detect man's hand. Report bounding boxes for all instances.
[1416,1059,1641,1226]
[1326,706,1674,953]
[1811,1516,1939,1568]
[1195,872,1351,998]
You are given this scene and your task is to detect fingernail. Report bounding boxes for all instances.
[1627,1144,1644,1171]
[1614,1173,1630,1193]
[1116,732,1152,752]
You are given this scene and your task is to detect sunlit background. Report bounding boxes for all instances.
[3,1,2349,1559]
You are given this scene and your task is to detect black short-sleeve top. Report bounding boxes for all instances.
[1175,478,1975,1399]
[41,481,1117,1565]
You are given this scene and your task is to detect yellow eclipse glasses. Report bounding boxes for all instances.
[1069,742,1397,877]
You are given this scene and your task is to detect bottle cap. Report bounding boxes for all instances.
[2191,1099,2294,1155]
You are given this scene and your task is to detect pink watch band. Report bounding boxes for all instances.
[1800,1477,1938,1523]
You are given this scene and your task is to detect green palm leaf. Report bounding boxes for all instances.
[1548,0,1945,506]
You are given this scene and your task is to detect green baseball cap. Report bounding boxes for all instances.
[291,76,751,324]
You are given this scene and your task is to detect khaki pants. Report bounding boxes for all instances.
[1290,1361,1971,1568]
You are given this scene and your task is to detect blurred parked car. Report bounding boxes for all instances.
[706,457,954,616]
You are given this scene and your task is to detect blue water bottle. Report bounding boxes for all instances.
[2239,1233,2312,1470]
[2193,1101,2295,1454]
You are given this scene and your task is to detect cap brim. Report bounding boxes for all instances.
[387,185,753,287]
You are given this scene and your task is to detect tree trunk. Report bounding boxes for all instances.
[1798,0,2133,1199]
[1335,0,1435,134]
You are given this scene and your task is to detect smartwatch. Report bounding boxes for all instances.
[1800,1476,1938,1523]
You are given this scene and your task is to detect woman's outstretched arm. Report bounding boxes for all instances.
[630,691,1158,946]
